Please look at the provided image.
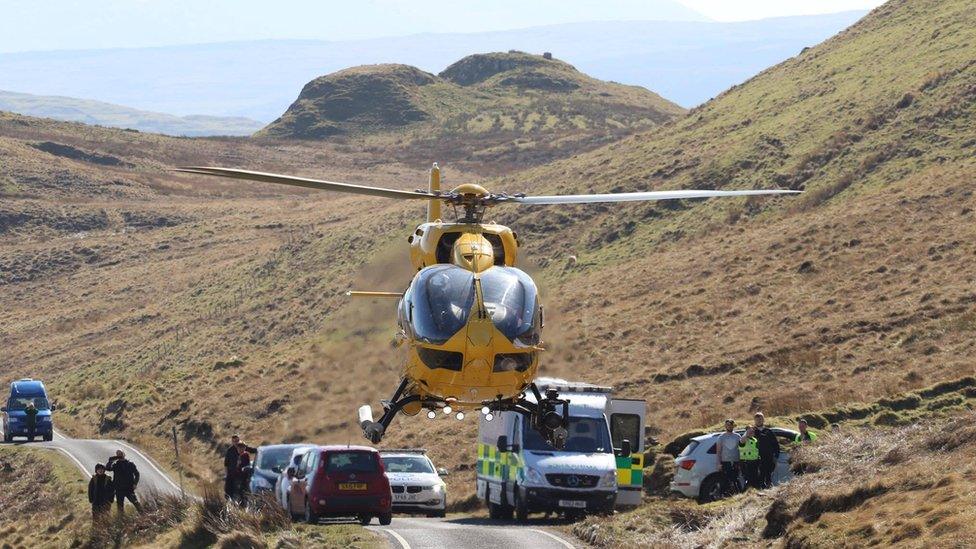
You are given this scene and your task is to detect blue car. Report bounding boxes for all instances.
[2,379,54,442]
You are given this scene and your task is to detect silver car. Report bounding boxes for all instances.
[266,445,315,515]
[670,428,798,502]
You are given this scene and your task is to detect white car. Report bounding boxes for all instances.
[380,450,448,518]
[274,444,316,514]
[670,428,798,503]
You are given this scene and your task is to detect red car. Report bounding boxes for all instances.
[287,445,393,525]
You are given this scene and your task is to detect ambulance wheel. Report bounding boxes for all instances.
[514,491,529,523]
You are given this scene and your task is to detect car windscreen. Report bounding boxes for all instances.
[257,447,298,471]
[523,417,612,454]
[381,456,435,474]
[407,265,475,344]
[325,451,380,474]
[678,440,700,458]
[6,397,50,411]
[479,267,539,344]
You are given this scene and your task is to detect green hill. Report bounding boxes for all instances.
[0,90,264,137]
[257,51,684,167]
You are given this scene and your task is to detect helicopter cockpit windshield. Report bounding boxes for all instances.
[402,265,540,346]
[480,266,540,345]
[406,265,476,344]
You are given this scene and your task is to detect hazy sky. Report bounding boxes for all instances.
[682,1,884,21]
[0,0,886,53]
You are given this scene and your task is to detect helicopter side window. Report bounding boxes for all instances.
[409,265,475,344]
[435,232,461,264]
[479,267,540,345]
[483,233,506,266]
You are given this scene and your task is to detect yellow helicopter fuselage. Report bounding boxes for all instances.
[398,220,541,412]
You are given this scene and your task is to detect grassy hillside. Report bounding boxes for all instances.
[573,406,976,547]
[0,90,264,137]
[495,0,976,437]
[258,51,684,171]
[1,0,975,543]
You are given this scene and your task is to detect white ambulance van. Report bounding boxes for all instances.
[476,378,646,520]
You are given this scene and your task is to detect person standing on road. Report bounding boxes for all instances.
[715,419,741,497]
[88,463,115,522]
[24,402,38,442]
[224,435,256,500]
[794,418,818,444]
[754,413,780,489]
[106,450,142,514]
[738,425,761,490]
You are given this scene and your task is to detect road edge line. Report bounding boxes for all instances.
[115,439,182,493]
[374,527,412,549]
[528,528,576,549]
[54,447,92,479]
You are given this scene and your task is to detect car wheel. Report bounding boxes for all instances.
[514,491,528,523]
[359,514,372,525]
[379,512,393,526]
[698,475,722,504]
[3,432,11,443]
[304,499,318,524]
[43,432,52,442]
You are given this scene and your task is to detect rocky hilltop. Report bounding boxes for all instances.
[258,51,684,169]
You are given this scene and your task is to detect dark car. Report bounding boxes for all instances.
[2,379,54,442]
[287,445,393,525]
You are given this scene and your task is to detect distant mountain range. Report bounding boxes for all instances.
[0,12,866,122]
[0,90,263,136]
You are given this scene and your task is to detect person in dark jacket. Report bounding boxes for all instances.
[224,435,256,500]
[753,412,780,489]
[233,442,255,503]
[106,450,142,513]
[88,464,115,522]
[24,402,38,441]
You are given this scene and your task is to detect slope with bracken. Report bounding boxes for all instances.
[1,0,975,531]
[257,51,685,172]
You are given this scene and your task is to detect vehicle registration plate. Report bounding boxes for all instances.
[558,500,586,509]
[393,493,418,502]
[338,482,367,491]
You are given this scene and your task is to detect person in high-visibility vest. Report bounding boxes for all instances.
[794,418,818,444]
[738,425,761,490]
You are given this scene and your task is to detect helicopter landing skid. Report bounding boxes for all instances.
[486,383,571,450]
[359,381,569,449]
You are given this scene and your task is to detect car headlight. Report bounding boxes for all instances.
[252,475,272,489]
[431,484,444,494]
[8,417,18,423]
[598,470,618,489]
[523,466,546,485]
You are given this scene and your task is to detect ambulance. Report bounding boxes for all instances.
[476,378,645,520]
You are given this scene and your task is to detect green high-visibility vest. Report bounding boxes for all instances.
[739,437,759,461]
[795,431,818,443]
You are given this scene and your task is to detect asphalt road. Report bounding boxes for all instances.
[368,517,578,549]
[1,428,185,498]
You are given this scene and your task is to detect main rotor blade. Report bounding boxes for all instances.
[508,189,800,205]
[175,167,437,201]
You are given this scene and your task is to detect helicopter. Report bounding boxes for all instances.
[176,163,798,448]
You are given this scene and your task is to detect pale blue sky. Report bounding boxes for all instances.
[0,0,886,53]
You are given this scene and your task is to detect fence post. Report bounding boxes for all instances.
[171,425,185,500]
